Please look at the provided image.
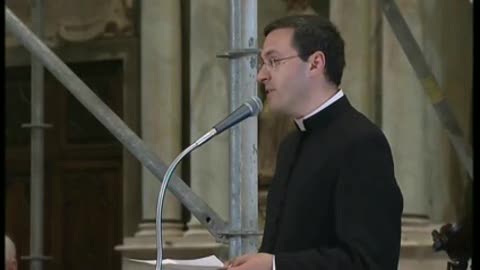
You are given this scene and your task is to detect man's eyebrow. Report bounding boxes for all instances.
[260,49,279,58]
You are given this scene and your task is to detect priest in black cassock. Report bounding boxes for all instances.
[225,15,404,270]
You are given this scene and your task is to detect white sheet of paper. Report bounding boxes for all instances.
[128,255,225,270]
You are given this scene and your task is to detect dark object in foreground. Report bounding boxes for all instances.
[432,218,472,270]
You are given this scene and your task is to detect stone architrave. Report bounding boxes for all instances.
[5,0,134,47]
[57,0,133,41]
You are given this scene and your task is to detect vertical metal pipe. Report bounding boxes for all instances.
[229,0,242,259]
[239,0,258,255]
[30,1,45,270]
[229,0,259,258]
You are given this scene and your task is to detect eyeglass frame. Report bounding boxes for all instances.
[257,54,303,71]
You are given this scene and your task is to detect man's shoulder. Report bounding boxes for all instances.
[341,106,379,129]
[334,107,390,148]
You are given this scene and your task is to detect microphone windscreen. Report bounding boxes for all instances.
[245,96,263,116]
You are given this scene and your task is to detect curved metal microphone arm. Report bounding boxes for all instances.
[155,129,217,270]
[154,96,263,270]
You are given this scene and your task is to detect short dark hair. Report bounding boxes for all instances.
[264,15,345,86]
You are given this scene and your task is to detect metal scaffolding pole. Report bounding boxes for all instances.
[20,1,50,269]
[228,0,259,258]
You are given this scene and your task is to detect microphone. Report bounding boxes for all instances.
[214,96,263,133]
[192,96,263,148]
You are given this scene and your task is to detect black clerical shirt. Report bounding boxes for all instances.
[259,94,404,270]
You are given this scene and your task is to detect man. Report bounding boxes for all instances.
[5,235,18,270]
[226,15,403,270]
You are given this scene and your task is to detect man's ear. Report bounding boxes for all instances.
[309,51,326,75]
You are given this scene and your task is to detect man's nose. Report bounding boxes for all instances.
[256,65,270,84]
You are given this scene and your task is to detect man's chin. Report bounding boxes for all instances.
[265,102,289,116]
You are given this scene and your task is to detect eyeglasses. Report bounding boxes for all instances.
[258,55,300,70]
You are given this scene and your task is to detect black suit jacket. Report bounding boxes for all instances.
[259,96,403,270]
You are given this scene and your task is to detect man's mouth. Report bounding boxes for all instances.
[265,88,275,95]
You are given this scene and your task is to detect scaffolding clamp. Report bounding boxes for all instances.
[217,229,263,238]
[216,48,260,59]
[21,123,53,129]
[21,255,53,261]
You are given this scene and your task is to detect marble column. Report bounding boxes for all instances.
[179,0,230,256]
[330,0,381,121]
[382,0,472,221]
[382,0,432,218]
[138,0,183,239]
[116,0,183,266]
[414,0,473,223]
[381,0,471,268]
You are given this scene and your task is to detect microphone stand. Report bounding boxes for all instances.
[154,129,217,270]
[154,96,262,270]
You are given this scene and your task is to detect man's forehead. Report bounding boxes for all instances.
[260,49,280,57]
[260,28,295,56]
[260,44,293,58]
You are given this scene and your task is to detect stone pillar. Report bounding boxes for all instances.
[382,0,472,221]
[179,0,229,256]
[116,0,183,267]
[382,0,472,268]
[382,0,431,217]
[330,0,381,121]
[415,0,473,223]
[138,0,183,239]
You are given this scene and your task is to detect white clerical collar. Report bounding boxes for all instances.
[294,89,345,132]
